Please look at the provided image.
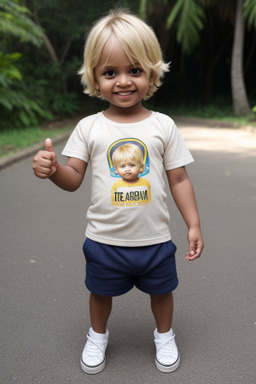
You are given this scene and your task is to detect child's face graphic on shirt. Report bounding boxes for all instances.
[115,161,143,183]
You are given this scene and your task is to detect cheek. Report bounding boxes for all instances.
[116,168,123,175]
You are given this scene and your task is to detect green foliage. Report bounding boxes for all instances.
[1,0,100,129]
[0,0,43,46]
[0,0,46,129]
[244,0,256,29]
[50,93,79,116]
[0,80,53,129]
[0,51,22,110]
[0,51,49,129]
[166,0,206,54]
[139,0,147,19]
[0,52,22,86]
[0,56,79,129]
[22,59,80,117]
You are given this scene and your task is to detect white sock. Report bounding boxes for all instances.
[89,327,108,340]
[154,328,173,339]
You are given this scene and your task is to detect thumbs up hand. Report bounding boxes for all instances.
[33,138,58,179]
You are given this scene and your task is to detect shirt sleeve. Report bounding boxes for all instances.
[61,119,90,163]
[163,117,194,170]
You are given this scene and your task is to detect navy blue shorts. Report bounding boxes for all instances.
[83,238,178,297]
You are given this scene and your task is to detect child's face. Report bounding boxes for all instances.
[115,160,143,183]
[94,34,154,113]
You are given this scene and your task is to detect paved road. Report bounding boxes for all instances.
[1,121,256,384]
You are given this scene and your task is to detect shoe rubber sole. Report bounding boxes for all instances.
[155,354,180,373]
[80,357,106,374]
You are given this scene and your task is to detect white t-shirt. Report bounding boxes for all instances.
[62,111,193,246]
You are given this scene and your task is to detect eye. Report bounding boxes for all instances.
[130,67,142,75]
[104,70,116,78]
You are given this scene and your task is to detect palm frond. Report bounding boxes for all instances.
[166,0,206,54]
[139,0,147,19]
[244,0,256,29]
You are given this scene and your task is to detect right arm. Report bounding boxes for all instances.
[33,138,87,192]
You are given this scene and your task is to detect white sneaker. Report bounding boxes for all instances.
[154,328,180,373]
[80,327,109,374]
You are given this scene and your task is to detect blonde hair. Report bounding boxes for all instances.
[112,144,145,172]
[79,8,169,100]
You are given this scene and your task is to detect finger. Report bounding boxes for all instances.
[45,138,54,153]
[185,239,195,260]
[185,252,199,261]
[188,241,196,256]
[185,242,203,261]
[44,139,58,177]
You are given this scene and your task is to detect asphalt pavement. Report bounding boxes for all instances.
[1,119,256,384]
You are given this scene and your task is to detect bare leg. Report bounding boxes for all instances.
[150,292,173,333]
[90,293,112,333]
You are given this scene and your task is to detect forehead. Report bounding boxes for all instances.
[98,34,134,68]
[117,160,139,167]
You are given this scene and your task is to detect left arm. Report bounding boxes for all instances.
[167,166,204,260]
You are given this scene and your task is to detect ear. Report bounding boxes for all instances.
[149,72,155,87]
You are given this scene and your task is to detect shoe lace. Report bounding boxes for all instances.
[86,334,105,356]
[155,335,176,357]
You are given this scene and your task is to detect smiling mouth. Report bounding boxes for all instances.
[115,91,135,96]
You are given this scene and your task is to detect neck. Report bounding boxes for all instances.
[103,103,151,123]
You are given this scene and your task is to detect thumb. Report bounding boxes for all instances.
[189,240,196,255]
[185,240,196,260]
[44,138,58,177]
[45,138,54,153]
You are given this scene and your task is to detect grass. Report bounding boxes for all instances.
[0,124,72,158]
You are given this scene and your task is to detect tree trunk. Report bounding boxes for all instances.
[41,33,58,63]
[32,6,59,63]
[231,0,251,116]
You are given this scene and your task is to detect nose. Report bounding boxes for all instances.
[116,74,132,87]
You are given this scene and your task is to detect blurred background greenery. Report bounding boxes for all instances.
[0,0,256,138]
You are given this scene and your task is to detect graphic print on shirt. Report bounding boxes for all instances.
[107,138,151,207]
